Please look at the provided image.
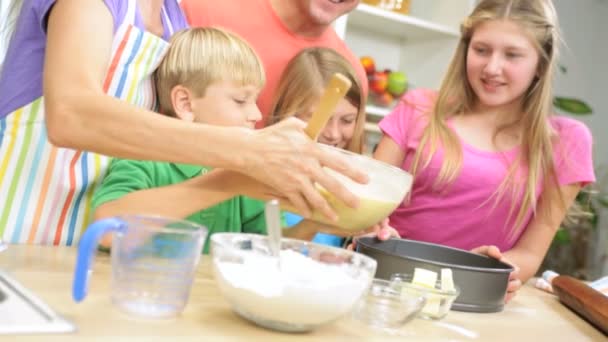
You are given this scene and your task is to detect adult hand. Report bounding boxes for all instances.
[243,118,369,221]
[471,245,522,304]
[346,218,400,251]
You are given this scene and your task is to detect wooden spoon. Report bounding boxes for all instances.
[304,73,352,140]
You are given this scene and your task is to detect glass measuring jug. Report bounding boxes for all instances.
[72,216,207,318]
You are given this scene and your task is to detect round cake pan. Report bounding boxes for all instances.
[356,237,513,313]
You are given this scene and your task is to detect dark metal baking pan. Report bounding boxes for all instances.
[356,237,513,313]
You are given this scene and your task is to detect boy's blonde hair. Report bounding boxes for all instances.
[155,27,265,117]
[411,0,562,238]
[268,47,366,154]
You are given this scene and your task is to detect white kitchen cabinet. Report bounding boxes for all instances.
[335,1,476,153]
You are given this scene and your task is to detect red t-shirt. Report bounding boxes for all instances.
[181,0,368,128]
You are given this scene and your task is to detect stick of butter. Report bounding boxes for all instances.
[441,268,455,292]
[413,267,438,288]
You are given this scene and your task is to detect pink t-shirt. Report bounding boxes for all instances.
[379,89,595,251]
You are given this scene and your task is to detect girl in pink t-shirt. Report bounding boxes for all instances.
[376,0,595,302]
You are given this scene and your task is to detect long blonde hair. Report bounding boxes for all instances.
[268,47,366,154]
[412,0,562,236]
[155,27,265,117]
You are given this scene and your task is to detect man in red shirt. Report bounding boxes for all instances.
[181,0,368,128]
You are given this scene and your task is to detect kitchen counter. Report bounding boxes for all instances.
[0,245,605,341]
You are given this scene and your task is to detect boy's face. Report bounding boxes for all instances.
[190,81,262,128]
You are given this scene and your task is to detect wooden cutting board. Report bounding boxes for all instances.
[552,275,608,336]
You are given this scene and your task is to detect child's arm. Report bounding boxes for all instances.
[472,182,582,303]
[238,199,339,241]
[94,168,238,248]
[282,220,327,240]
[95,171,238,220]
[283,219,399,243]
[502,183,582,283]
[96,169,288,218]
[94,167,283,247]
[500,120,594,286]
[285,220,369,240]
[373,135,407,167]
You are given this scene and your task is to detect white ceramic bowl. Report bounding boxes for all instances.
[211,233,377,332]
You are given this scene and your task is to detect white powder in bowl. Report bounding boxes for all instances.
[214,249,371,326]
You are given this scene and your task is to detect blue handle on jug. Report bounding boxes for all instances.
[72,217,127,302]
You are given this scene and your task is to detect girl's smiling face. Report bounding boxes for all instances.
[297,98,358,149]
[466,19,540,113]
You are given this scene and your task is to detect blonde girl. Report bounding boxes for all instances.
[268,47,366,154]
[375,0,594,302]
[268,47,388,245]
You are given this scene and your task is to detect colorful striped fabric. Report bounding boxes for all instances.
[0,1,171,245]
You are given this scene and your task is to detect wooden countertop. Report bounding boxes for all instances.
[0,245,605,341]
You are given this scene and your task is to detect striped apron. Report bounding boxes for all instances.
[0,0,173,245]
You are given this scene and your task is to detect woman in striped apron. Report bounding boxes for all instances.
[0,0,188,245]
[0,0,366,246]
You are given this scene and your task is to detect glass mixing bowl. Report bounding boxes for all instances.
[351,278,426,331]
[211,233,377,333]
[283,144,413,232]
[390,273,460,320]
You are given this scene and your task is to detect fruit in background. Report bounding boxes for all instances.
[369,70,388,95]
[379,68,392,81]
[372,91,394,107]
[387,71,408,97]
[360,56,376,76]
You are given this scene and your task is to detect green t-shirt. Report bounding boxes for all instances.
[92,159,274,254]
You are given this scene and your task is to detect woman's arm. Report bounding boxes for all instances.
[43,0,367,220]
[44,0,239,165]
[502,183,582,283]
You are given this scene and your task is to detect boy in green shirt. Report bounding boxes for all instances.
[92,27,279,253]
[92,27,383,254]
